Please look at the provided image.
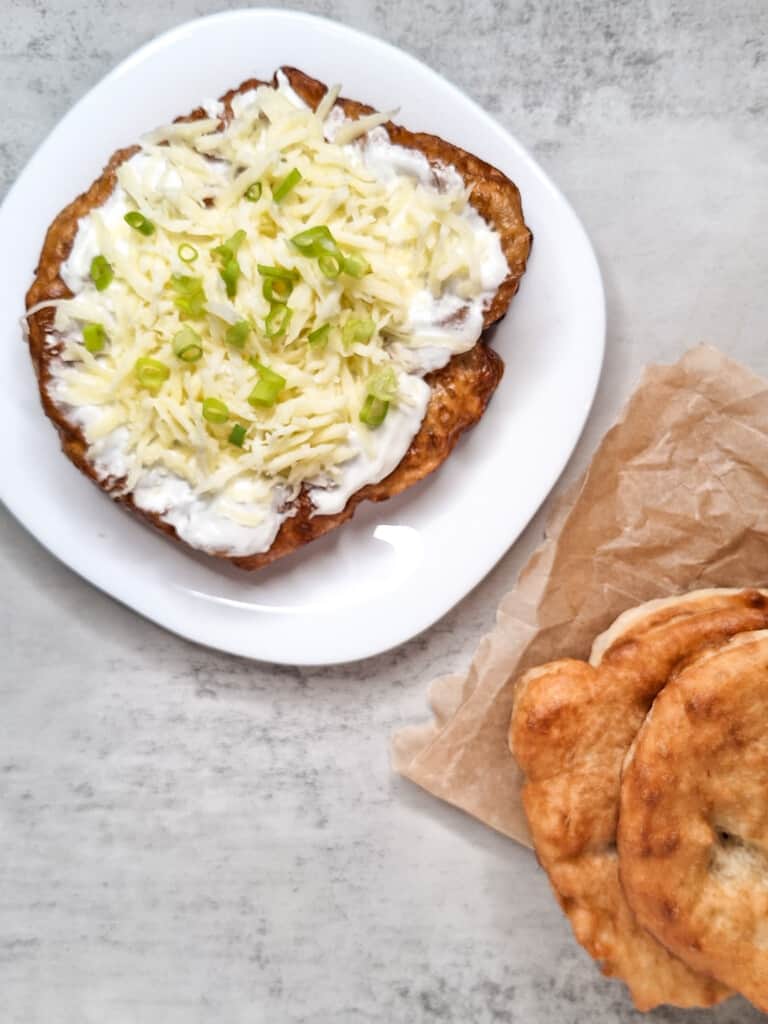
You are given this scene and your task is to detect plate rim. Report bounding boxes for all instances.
[0,8,605,665]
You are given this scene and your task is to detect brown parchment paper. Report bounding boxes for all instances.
[392,345,768,848]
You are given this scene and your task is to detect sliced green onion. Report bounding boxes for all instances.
[290,224,346,278]
[228,423,247,447]
[367,366,398,402]
[82,322,106,354]
[170,274,207,318]
[212,229,247,263]
[254,363,287,387]
[211,232,246,300]
[359,367,397,429]
[248,380,282,407]
[124,211,155,236]
[359,394,389,429]
[134,357,170,393]
[318,251,343,279]
[272,167,302,202]
[248,363,286,407]
[225,320,251,349]
[290,225,336,254]
[219,258,241,299]
[257,264,300,281]
[307,323,331,350]
[202,397,229,424]
[265,303,293,339]
[343,251,371,278]
[244,181,262,202]
[90,255,113,292]
[342,318,375,349]
[312,234,341,257]
[172,326,203,362]
[360,395,390,429]
[258,264,299,303]
[262,277,292,302]
[178,242,198,263]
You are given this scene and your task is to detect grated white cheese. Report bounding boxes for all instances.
[45,72,508,557]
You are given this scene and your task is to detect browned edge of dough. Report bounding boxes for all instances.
[26,67,532,570]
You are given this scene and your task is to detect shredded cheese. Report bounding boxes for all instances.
[45,74,508,555]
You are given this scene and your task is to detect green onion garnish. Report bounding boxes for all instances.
[256,265,299,281]
[170,273,207,318]
[307,323,331,350]
[262,278,291,302]
[172,327,203,362]
[359,368,396,428]
[248,381,282,407]
[359,394,389,429]
[248,363,287,407]
[265,303,293,339]
[202,397,229,424]
[228,423,247,447]
[367,366,398,402]
[272,167,302,202]
[212,231,246,299]
[343,251,371,278]
[257,264,299,303]
[244,181,262,202]
[90,255,113,292]
[178,242,198,263]
[342,318,375,349]
[124,211,155,236]
[225,320,251,349]
[290,224,346,279]
[134,357,170,393]
[290,225,336,254]
[82,322,106,354]
[318,251,343,279]
[264,280,292,302]
[219,258,241,299]
[212,229,246,263]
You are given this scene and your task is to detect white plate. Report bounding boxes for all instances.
[0,9,604,665]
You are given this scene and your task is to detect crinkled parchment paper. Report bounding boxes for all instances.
[393,346,768,847]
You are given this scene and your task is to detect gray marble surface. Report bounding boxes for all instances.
[2,1,767,1021]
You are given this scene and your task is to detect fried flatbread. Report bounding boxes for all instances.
[25,67,531,569]
[509,589,768,1009]
[619,629,768,1011]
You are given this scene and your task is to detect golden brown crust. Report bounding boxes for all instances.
[25,68,530,569]
[618,631,768,1012]
[509,589,768,1009]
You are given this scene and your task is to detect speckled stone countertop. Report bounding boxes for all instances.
[2,2,767,1021]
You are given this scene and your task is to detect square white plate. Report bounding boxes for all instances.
[0,9,604,665]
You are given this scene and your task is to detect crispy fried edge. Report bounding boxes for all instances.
[26,68,531,570]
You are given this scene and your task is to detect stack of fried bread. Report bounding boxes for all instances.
[509,588,768,1012]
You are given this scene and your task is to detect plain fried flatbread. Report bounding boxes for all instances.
[619,629,768,1011]
[509,589,768,1009]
